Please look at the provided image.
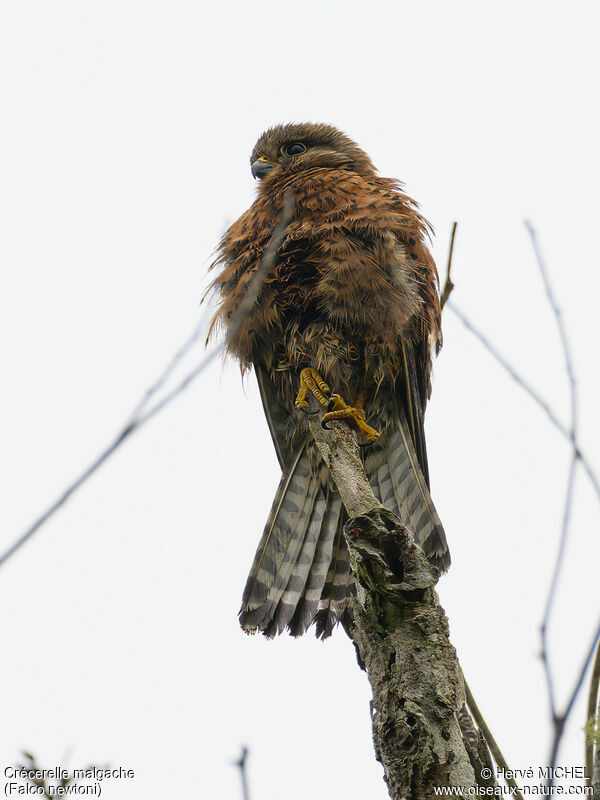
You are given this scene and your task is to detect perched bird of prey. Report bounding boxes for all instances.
[208,123,449,639]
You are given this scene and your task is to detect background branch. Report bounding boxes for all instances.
[462,677,523,800]
[444,222,599,791]
[440,221,457,310]
[0,194,296,570]
[587,643,600,787]
[524,221,581,784]
[232,746,250,800]
[446,301,600,501]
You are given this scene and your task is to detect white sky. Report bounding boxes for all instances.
[1,1,599,798]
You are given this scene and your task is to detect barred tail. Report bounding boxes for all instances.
[365,414,450,572]
[240,447,346,637]
[240,409,449,639]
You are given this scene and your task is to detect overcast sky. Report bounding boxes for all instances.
[1,1,599,798]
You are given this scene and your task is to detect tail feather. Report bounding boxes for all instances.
[240,410,450,638]
[377,461,396,509]
[258,463,321,623]
[314,515,353,639]
[240,449,346,636]
[264,488,327,636]
[288,493,343,636]
[383,416,450,571]
[369,469,383,505]
[240,445,317,630]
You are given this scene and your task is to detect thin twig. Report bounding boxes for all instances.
[0,346,224,570]
[232,746,250,800]
[446,302,600,501]
[540,450,578,725]
[442,226,525,792]
[0,423,135,568]
[586,640,600,785]
[450,290,595,760]
[0,194,295,569]
[556,620,600,770]
[225,191,295,348]
[553,620,600,753]
[463,677,525,800]
[440,221,457,310]
[524,221,581,785]
[448,301,566,437]
[528,220,580,631]
[136,192,295,430]
[525,221,578,440]
[447,223,600,789]
[126,300,215,427]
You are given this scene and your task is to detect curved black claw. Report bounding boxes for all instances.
[321,419,332,430]
[298,407,321,416]
[326,397,336,412]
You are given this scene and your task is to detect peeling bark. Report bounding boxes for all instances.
[308,414,495,799]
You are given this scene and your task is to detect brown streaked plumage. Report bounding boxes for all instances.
[208,122,449,638]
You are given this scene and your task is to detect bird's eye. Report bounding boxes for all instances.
[282,142,307,157]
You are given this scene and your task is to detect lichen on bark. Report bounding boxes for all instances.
[307,414,496,799]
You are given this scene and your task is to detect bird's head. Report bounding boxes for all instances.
[249,123,376,182]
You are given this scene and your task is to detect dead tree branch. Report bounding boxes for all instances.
[306,412,495,798]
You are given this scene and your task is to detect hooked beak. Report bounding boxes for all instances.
[251,157,275,179]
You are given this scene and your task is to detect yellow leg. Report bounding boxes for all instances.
[322,394,380,442]
[295,367,332,410]
[295,369,380,441]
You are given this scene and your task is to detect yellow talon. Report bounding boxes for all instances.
[295,369,380,441]
[322,394,380,442]
[295,367,331,409]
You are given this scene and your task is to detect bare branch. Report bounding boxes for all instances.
[540,450,578,725]
[447,301,565,436]
[440,221,457,310]
[0,194,296,569]
[15,752,109,797]
[305,411,496,797]
[135,192,295,430]
[231,746,250,800]
[446,302,600,501]
[225,191,296,349]
[563,621,600,748]
[304,409,383,519]
[446,222,599,792]
[463,677,525,800]
[524,221,578,441]
[0,422,137,569]
[126,301,215,427]
[586,640,600,786]
[522,221,581,784]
